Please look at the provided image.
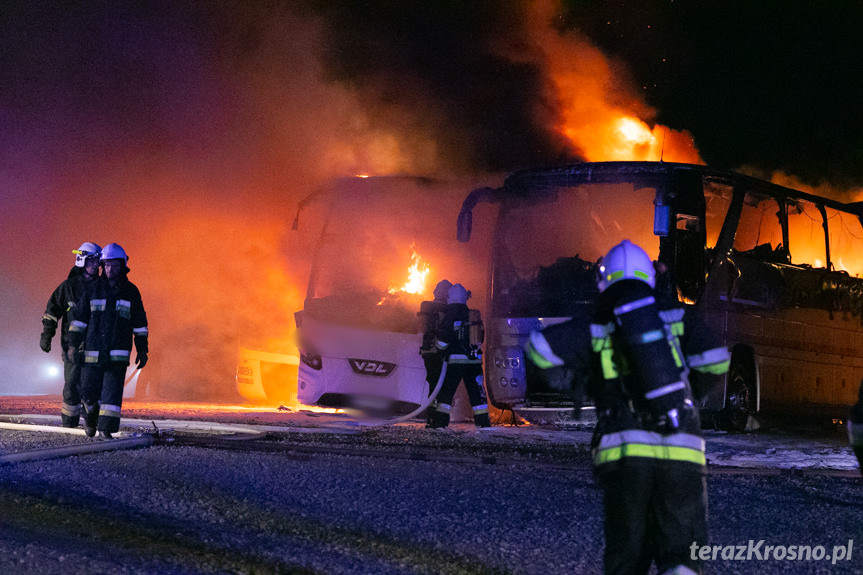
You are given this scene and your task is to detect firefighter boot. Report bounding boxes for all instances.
[849,404,863,475]
[428,410,450,430]
[424,402,438,426]
[60,403,81,429]
[82,403,98,438]
[474,410,491,428]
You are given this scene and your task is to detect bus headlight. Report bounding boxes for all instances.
[300,351,323,371]
[494,355,521,369]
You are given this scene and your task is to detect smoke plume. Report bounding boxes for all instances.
[1,0,701,400]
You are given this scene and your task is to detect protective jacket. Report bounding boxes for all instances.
[42,267,100,352]
[526,280,729,472]
[849,380,863,473]
[68,275,149,366]
[435,303,481,364]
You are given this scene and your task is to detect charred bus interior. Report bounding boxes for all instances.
[458,162,863,430]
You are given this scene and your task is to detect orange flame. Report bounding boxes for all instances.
[519,1,703,164]
[388,244,430,296]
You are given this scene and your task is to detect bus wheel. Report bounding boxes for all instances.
[721,356,756,432]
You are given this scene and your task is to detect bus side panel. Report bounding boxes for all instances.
[726,306,863,413]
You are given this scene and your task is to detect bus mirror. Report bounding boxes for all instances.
[654,204,670,236]
[457,210,473,242]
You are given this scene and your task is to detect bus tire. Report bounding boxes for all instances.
[720,351,757,432]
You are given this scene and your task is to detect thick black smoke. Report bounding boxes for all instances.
[301,0,581,173]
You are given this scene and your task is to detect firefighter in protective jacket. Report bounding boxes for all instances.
[68,243,148,439]
[418,279,452,424]
[848,379,863,474]
[40,242,102,427]
[428,283,491,429]
[525,240,730,575]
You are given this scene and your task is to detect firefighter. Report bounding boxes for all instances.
[39,242,102,428]
[68,243,149,439]
[429,283,491,429]
[848,379,863,474]
[418,279,452,424]
[525,240,730,575]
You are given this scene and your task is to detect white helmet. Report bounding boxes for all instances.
[73,242,102,267]
[447,283,471,304]
[596,240,655,292]
[100,243,128,263]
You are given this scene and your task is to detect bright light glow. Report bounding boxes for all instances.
[43,363,62,379]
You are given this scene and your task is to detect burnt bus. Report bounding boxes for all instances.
[456,161,863,430]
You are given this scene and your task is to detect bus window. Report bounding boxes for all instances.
[703,180,733,249]
[734,193,784,260]
[826,206,863,276]
[787,199,827,267]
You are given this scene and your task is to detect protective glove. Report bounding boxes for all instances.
[39,332,52,353]
[135,353,148,369]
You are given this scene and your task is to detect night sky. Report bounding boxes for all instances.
[561,1,863,185]
[2,0,862,396]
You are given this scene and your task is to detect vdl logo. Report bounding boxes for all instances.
[348,358,397,377]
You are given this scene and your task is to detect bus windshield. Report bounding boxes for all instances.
[300,177,492,333]
[491,182,658,317]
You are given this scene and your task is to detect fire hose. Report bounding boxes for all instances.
[0,417,271,465]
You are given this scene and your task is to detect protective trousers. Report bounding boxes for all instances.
[431,362,491,428]
[423,354,445,423]
[60,356,83,427]
[599,460,707,575]
[80,364,127,434]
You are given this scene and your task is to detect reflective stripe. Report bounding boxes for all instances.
[687,346,731,370]
[69,320,88,332]
[436,403,452,414]
[639,329,664,344]
[42,313,59,323]
[669,341,684,368]
[99,404,122,418]
[598,429,705,451]
[614,296,655,316]
[590,322,613,338]
[84,350,99,363]
[61,403,81,417]
[526,331,565,368]
[594,430,706,466]
[109,349,131,361]
[658,308,685,323]
[435,339,449,350]
[644,381,685,400]
[133,326,149,336]
[472,404,489,413]
[600,348,618,379]
[90,299,106,311]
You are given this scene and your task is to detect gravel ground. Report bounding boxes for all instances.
[0,400,861,575]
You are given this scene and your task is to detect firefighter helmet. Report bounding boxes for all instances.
[100,243,128,263]
[73,242,102,267]
[447,283,471,304]
[596,239,655,292]
[433,279,453,301]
